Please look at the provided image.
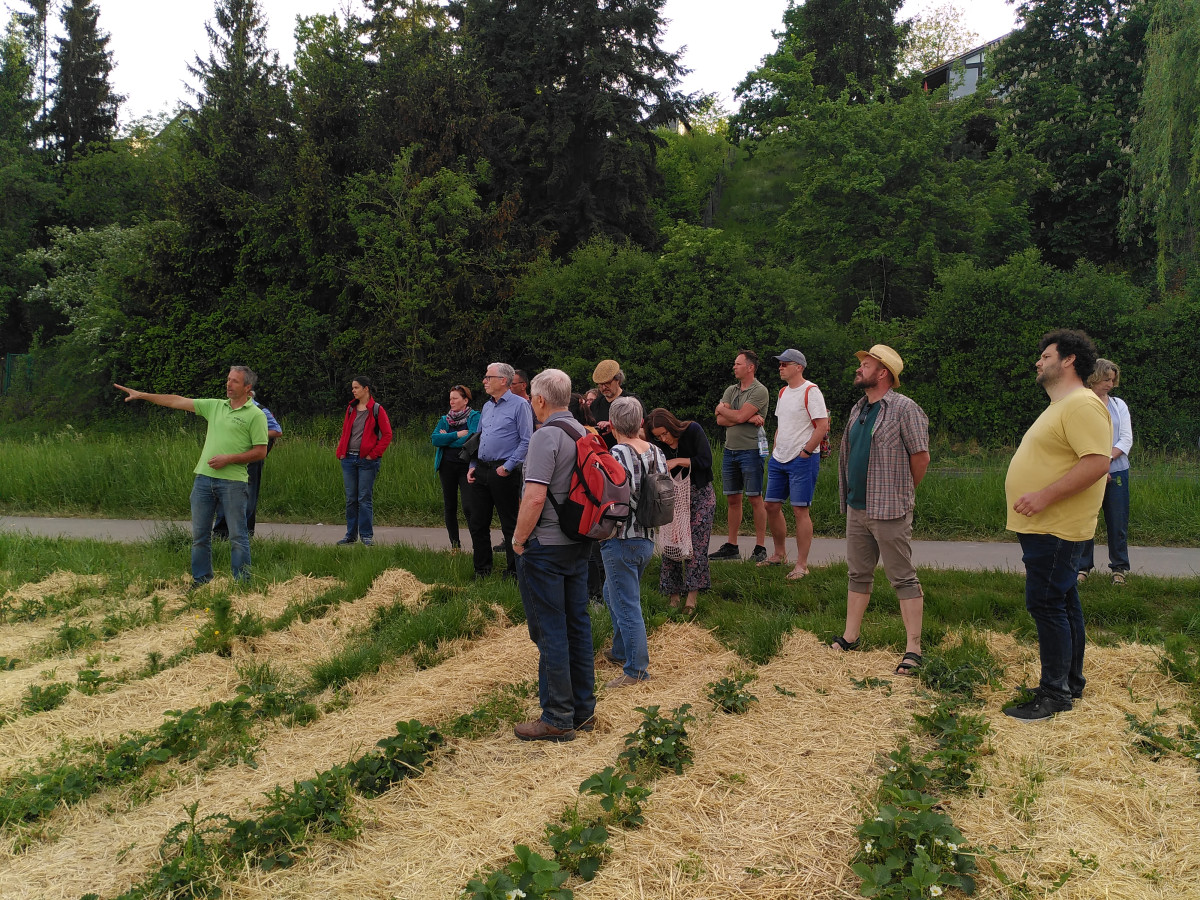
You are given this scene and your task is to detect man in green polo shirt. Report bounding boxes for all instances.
[115,367,269,588]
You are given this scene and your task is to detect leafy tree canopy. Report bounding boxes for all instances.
[989,0,1154,271]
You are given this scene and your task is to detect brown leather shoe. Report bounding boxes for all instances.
[514,719,575,742]
[574,715,596,733]
[605,673,652,689]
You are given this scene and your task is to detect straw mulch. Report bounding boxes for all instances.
[0,616,525,899]
[0,571,113,659]
[951,634,1200,900]
[0,653,242,778]
[236,569,431,678]
[0,571,417,773]
[224,624,750,900]
[0,571,108,605]
[232,574,341,622]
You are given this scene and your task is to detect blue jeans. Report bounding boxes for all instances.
[191,475,250,584]
[342,455,381,541]
[721,447,765,497]
[516,538,595,730]
[601,537,654,679]
[1078,470,1130,573]
[1019,532,1087,702]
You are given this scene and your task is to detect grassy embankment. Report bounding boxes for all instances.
[2,421,1198,545]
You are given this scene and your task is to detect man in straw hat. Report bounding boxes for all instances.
[830,345,930,678]
[1004,329,1110,721]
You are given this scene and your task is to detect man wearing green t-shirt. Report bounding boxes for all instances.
[115,367,269,588]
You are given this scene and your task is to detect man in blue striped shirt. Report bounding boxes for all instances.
[467,362,534,578]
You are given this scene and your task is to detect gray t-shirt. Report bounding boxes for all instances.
[348,409,369,454]
[523,411,585,545]
[721,379,770,451]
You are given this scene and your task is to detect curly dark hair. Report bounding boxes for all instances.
[1038,329,1098,383]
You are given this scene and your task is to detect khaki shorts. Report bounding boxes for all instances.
[846,507,922,599]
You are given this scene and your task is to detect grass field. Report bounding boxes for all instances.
[0,533,1197,899]
[3,424,1199,546]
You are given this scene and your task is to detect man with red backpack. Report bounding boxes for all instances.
[511,368,623,741]
[758,349,831,581]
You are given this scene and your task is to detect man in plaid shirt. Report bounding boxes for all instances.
[830,345,930,677]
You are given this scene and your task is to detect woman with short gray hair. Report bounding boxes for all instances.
[600,396,664,687]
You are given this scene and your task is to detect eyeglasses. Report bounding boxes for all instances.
[778,362,795,368]
[482,375,503,381]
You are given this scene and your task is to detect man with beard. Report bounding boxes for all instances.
[830,345,930,678]
[1004,330,1110,721]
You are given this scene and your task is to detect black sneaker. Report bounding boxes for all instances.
[709,542,741,561]
[749,545,768,564]
[337,536,357,545]
[1004,694,1072,721]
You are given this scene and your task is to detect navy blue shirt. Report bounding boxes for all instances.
[474,391,534,471]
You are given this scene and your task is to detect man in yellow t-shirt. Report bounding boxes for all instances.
[115,367,269,589]
[1004,330,1111,722]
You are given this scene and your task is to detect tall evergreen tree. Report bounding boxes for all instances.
[448,0,688,253]
[731,0,906,144]
[13,0,50,144]
[990,0,1154,271]
[48,0,121,160]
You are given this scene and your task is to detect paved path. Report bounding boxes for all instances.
[3,515,1198,578]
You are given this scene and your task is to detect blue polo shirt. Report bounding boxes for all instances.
[475,391,534,471]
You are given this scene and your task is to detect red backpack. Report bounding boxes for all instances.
[544,420,632,541]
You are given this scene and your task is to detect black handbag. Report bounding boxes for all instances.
[458,431,481,462]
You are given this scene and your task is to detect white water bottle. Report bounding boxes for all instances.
[757,426,769,458]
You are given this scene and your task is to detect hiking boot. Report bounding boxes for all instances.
[1003,694,1072,722]
[514,719,575,742]
[749,545,768,564]
[605,673,652,689]
[709,542,741,561]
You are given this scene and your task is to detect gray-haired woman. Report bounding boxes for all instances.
[600,396,665,687]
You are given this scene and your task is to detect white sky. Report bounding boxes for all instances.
[7,0,1019,124]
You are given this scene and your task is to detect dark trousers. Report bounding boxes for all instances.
[213,459,264,538]
[1019,532,1087,702]
[468,464,522,575]
[437,458,473,547]
[516,538,595,730]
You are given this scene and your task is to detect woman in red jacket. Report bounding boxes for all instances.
[335,376,393,545]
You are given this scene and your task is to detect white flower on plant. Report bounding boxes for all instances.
[947,843,958,853]
[930,885,944,897]
[653,736,663,745]
[874,816,884,822]
[888,765,897,772]
[505,890,526,900]
[864,842,873,854]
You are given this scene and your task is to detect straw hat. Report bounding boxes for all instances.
[855,344,904,386]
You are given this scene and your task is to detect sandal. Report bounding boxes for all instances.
[1111,572,1126,586]
[830,635,860,652]
[756,555,787,568]
[785,566,808,581]
[894,652,923,676]
[682,600,698,619]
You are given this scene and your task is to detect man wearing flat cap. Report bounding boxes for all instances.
[831,345,930,678]
[590,359,637,448]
